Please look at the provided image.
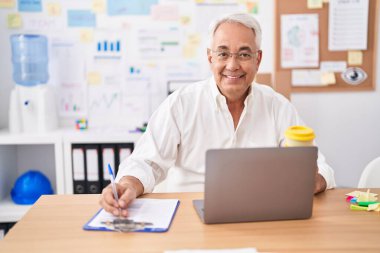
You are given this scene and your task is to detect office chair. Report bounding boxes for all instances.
[358,157,380,188]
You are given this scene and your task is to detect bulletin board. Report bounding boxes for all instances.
[274,0,379,93]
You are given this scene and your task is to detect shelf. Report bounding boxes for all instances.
[0,129,61,145]
[61,127,142,144]
[0,197,33,223]
[0,127,142,220]
[0,128,142,145]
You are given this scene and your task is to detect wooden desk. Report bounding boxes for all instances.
[0,189,379,253]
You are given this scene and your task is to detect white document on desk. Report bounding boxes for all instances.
[84,198,179,232]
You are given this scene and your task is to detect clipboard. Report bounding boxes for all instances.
[83,198,180,232]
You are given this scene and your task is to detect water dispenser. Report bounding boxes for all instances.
[9,34,58,133]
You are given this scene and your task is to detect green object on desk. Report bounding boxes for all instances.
[350,204,367,211]
[357,201,379,207]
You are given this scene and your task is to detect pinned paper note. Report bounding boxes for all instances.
[7,13,22,28]
[321,72,336,85]
[183,34,201,59]
[292,69,322,86]
[328,0,368,51]
[18,0,42,12]
[320,61,347,73]
[108,0,158,16]
[151,4,179,21]
[246,0,259,14]
[92,0,105,13]
[307,0,323,9]
[183,45,197,59]
[46,2,61,16]
[80,29,94,43]
[68,10,96,27]
[348,51,363,66]
[188,34,201,44]
[281,14,319,68]
[22,15,63,31]
[0,0,15,8]
[180,16,191,25]
[87,72,102,85]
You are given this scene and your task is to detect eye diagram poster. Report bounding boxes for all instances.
[281,14,319,68]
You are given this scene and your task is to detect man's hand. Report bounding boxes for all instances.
[99,176,144,217]
[314,173,327,194]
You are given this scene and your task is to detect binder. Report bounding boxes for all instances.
[72,142,134,194]
[72,145,86,194]
[100,144,116,188]
[0,224,5,239]
[85,145,101,194]
[0,222,15,239]
[116,143,134,175]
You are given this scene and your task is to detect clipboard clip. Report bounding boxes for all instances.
[101,218,153,232]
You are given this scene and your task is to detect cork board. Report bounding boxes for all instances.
[274,0,379,93]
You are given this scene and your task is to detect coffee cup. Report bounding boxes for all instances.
[284,125,315,147]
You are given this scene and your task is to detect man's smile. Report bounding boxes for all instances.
[222,73,246,79]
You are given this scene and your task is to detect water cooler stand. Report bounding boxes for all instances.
[9,85,58,133]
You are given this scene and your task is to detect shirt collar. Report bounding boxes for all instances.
[208,77,255,110]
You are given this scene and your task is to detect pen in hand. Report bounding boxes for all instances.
[108,163,121,218]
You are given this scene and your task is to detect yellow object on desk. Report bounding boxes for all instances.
[347,189,380,212]
[284,125,315,147]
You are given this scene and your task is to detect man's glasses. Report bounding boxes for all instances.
[210,49,260,62]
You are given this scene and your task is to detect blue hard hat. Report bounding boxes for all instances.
[11,170,54,205]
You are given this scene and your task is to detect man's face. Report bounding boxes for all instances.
[208,22,262,102]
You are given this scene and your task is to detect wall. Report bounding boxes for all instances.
[1,0,379,188]
[0,0,274,130]
[291,13,380,187]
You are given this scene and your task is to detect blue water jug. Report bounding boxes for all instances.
[10,34,49,87]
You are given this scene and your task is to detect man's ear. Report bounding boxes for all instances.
[207,48,213,64]
[255,50,263,70]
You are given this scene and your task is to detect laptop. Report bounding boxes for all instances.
[193,147,318,224]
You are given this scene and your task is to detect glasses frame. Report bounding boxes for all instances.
[209,49,261,62]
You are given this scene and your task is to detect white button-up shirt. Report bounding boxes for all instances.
[116,78,336,193]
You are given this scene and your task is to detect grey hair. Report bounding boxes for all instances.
[208,13,262,49]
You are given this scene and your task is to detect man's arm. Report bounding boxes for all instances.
[314,173,327,194]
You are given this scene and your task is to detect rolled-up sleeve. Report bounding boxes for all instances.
[316,151,336,189]
[115,95,182,193]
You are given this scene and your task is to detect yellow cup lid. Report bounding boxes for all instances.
[285,125,315,142]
